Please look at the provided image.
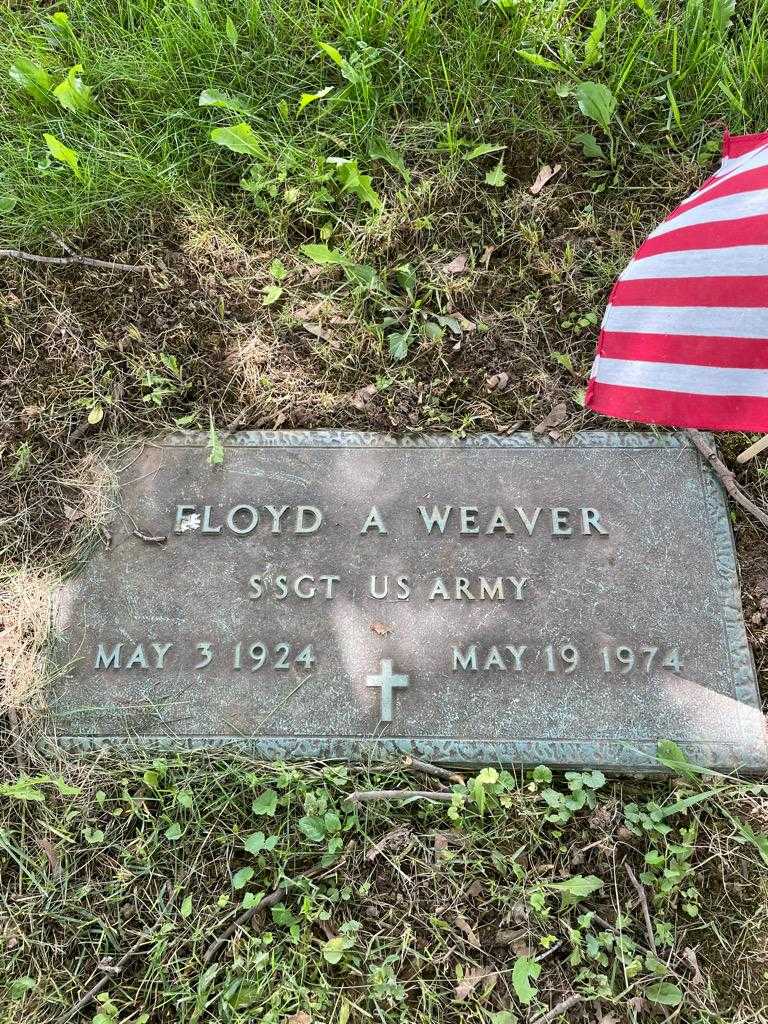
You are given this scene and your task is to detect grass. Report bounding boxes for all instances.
[2,1,768,1020]
[1,751,767,1022]
[1,0,768,244]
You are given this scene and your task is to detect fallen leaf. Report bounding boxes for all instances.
[682,946,705,986]
[452,312,476,332]
[443,254,468,275]
[370,621,393,636]
[37,837,61,878]
[486,372,510,393]
[533,402,568,434]
[365,825,411,861]
[454,966,495,1001]
[530,162,562,195]
[626,996,647,1015]
[454,913,481,948]
[273,412,287,428]
[285,1012,312,1024]
[301,322,329,341]
[434,832,450,854]
[352,383,377,411]
[63,503,85,522]
[481,244,496,269]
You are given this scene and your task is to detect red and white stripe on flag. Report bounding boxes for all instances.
[586,130,768,431]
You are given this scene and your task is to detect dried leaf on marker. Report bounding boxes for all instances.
[530,162,562,194]
[370,621,393,636]
[533,402,568,434]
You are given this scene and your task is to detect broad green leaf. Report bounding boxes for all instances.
[232,866,254,889]
[165,821,183,840]
[199,88,247,113]
[49,12,76,39]
[345,263,381,289]
[656,739,694,775]
[0,196,18,214]
[207,413,224,466]
[322,936,352,964]
[0,776,50,802]
[369,138,410,181]
[388,332,409,361]
[262,285,283,306]
[252,789,278,815]
[210,122,266,159]
[547,874,603,906]
[225,15,238,46]
[512,957,541,1005]
[532,765,553,784]
[317,41,360,84]
[318,41,344,67]
[9,977,37,1000]
[333,159,381,210]
[573,131,606,160]
[298,815,326,841]
[584,8,607,66]
[300,243,351,266]
[645,982,683,1006]
[44,133,82,179]
[244,831,266,854]
[575,81,616,134]
[485,158,507,188]
[464,142,505,161]
[298,86,333,110]
[242,889,265,908]
[53,64,94,113]
[9,58,53,103]
[180,894,193,918]
[516,49,563,72]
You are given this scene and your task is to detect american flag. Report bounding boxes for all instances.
[586,130,768,431]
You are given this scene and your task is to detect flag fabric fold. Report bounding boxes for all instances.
[585,130,768,431]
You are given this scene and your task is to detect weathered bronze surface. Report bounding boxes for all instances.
[51,430,768,771]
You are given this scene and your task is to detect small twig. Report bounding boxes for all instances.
[60,931,152,1022]
[132,528,168,545]
[530,994,584,1024]
[6,708,26,772]
[0,248,149,274]
[348,788,454,804]
[737,434,768,465]
[225,407,256,433]
[686,429,768,529]
[402,755,464,785]
[625,863,656,954]
[203,854,349,965]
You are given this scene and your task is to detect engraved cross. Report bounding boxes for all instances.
[366,659,409,722]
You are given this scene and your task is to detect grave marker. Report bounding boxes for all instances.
[51,431,768,771]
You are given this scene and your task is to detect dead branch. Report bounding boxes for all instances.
[348,788,454,803]
[686,429,768,529]
[0,248,149,274]
[625,863,657,954]
[60,931,152,1022]
[402,755,464,785]
[530,995,584,1024]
